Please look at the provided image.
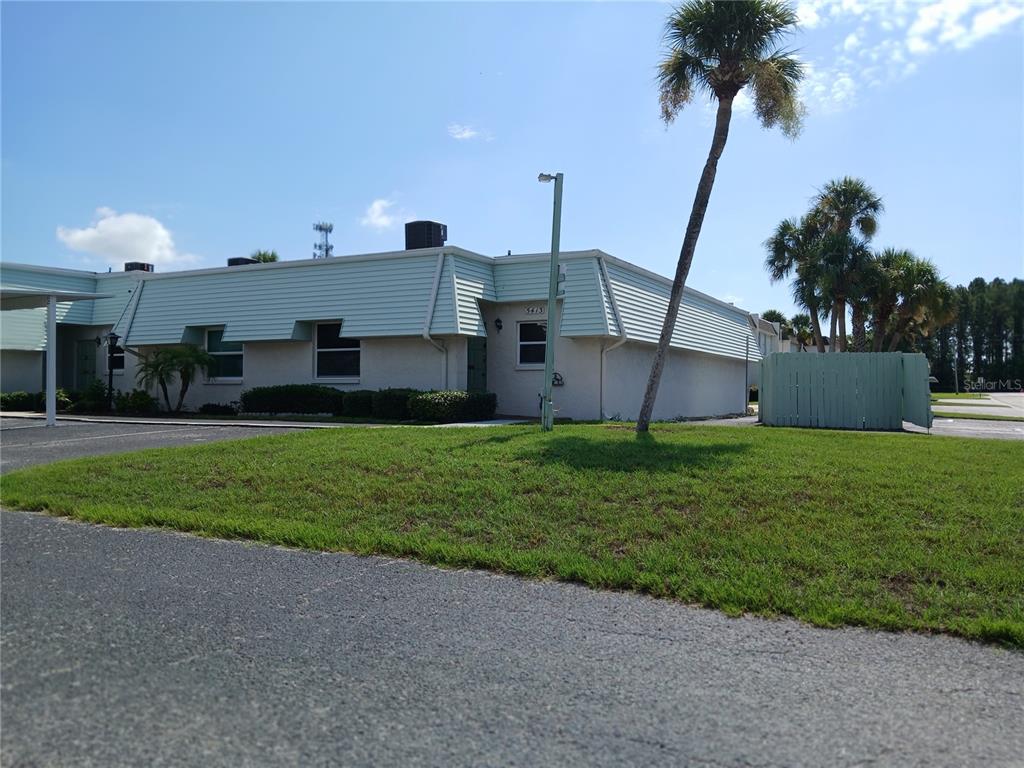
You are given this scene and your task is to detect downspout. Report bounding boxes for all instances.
[422,250,448,389]
[598,257,628,420]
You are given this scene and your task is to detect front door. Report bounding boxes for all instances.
[76,340,97,391]
[467,337,487,392]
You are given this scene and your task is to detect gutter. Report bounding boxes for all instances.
[422,250,448,389]
[598,257,628,420]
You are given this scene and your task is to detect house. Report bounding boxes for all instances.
[0,226,764,421]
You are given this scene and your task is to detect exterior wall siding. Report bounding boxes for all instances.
[1,350,43,392]
[603,344,748,421]
[604,262,761,361]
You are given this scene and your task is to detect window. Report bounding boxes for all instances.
[315,322,360,378]
[206,329,243,380]
[518,322,546,367]
[109,344,125,373]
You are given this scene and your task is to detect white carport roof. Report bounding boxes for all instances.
[1,285,112,311]
[1,284,112,425]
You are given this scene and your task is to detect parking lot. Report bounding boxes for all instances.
[0,418,300,473]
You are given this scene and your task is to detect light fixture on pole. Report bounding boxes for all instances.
[105,331,120,412]
[537,171,564,431]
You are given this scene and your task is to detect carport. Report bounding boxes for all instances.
[1,286,111,426]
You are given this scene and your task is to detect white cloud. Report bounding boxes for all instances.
[56,207,196,267]
[360,199,398,230]
[796,0,1021,114]
[447,123,479,140]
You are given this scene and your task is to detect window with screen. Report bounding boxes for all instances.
[316,322,360,378]
[518,322,546,367]
[206,329,243,379]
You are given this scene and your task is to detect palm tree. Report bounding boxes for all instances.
[170,345,215,412]
[863,248,914,351]
[636,0,804,432]
[761,309,791,338]
[809,177,883,352]
[764,216,827,352]
[789,313,813,350]
[135,349,178,412]
[251,250,279,263]
[883,257,951,352]
[135,345,214,413]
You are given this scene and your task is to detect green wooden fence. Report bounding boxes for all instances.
[760,352,933,430]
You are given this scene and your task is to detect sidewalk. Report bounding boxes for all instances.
[0,412,526,430]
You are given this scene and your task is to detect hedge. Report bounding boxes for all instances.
[236,385,497,422]
[1,389,73,412]
[371,388,417,420]
[408,391,497,423]
[341,390,374,417]
[240,385,345,415]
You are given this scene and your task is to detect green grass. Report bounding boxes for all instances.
[933,411,1024,423]
[4,424,1022,647]
[928,401,1009,408]
[930,392,989,400]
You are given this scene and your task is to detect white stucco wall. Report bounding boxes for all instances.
[127,335,461,411]
[603,344,748,421]
[1,350,43,392]
[479,300,604,420]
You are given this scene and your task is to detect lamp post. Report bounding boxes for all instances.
[537,172,563,432]
[105,331,120,412]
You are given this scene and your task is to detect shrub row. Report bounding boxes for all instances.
[1,389,74,412]
[237,385,497,422]
[408,391,498,423]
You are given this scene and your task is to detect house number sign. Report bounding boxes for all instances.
[525,305,545,315]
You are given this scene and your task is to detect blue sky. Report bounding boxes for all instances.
[2,1,1022,317]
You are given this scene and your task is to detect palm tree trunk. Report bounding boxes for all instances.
[636,95,734,432]
[159,379,172,412]
[872,308,891,351]
[810,310,825,353]
[175,380,189,413]
[851,304,867,352]
[837,300,848,352]
[829,311,838,352]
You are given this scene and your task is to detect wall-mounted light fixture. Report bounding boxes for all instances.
[494,318,503,333]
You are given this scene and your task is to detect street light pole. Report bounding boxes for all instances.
[106,331,120,412]
[538,172,564,432]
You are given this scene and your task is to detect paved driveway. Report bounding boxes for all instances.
[1,418,299,473]
[2,510,1022,768]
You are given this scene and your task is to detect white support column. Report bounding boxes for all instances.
[46,295,57,426]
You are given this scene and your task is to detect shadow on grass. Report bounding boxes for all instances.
[522,434,749,473]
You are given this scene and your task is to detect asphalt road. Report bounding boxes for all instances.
[2,510,1021,767]
[0,418,299,473]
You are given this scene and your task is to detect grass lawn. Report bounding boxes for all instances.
[933,411,1024,423]
[3,424,1022,647]
[930,392,989,400]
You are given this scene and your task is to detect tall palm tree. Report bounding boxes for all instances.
[764,216,826,352]
[863,247,914,351]
[636,0,804,432]
[789,313,813,351]
[809,177,883,352]
[760,309,791,338]
[884,257,951,351]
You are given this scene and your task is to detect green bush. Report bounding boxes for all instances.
[239,385,344,415]
[408,391,497,423]
[342,390,374,417]
[371,388,417,420]
[68,380,110,413]
[198,402,238,416]
[0,391,38,411]
[115,389,159,415]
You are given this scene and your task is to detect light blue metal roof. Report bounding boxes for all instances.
[1,247,762,361]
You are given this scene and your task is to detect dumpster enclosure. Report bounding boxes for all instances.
[759,352,933,430]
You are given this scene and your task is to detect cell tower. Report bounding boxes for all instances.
[313,222,334,259]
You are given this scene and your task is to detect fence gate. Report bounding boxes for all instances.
[759,352,932,430]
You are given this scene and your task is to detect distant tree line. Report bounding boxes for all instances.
[915,278,1024,390]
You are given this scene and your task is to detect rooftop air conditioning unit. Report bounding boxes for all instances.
[405,221,447,250]
[124,262,154,272]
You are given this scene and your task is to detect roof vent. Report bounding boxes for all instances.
[405,221,447,250]
[124,262,154,273]
[227,257,259,267]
